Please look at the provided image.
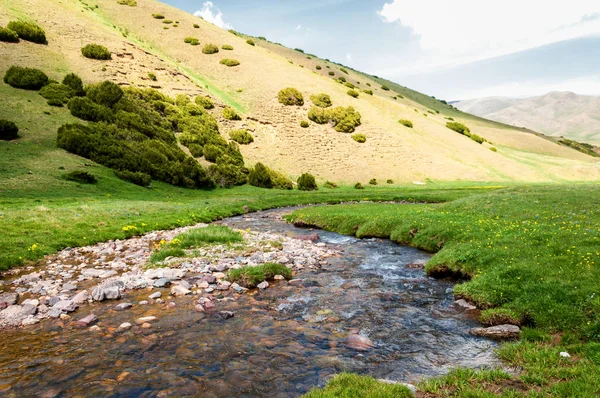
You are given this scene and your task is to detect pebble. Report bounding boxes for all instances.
[136,316,157,324]
[153,278,171,288]
[347,332,375,351]
[141,323,152,329]
[274,275,285,281]
[74,314,98,327]
[170,286,191,296]
[114,303,133,311]
[138,300,149,305]
[118,322,132,331]
[257,281,269,290]
[148,292,162,299]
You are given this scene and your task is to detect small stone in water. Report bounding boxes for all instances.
[168,302,176,308]
[288,279,304,286]
[217,311,235,319]
[89,325,101,332]
[114,303,133,311]
[257,281,269,290]
[153,278,171,288]
[141,322,152,329]
[74,314,98,327]
[347,332,374,351]
[139,300,149,305]
[194,304,205,312]
[149,292,162,299]
[136,316,157,324]
[274,275,285,280]
[118,322,132,331]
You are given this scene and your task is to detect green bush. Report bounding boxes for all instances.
[47,99,63,107]
[67,97,114,122]
[470,134,485,144]
[148,72,157,81]
[193,23,200,28]
[62,73,85,96]
[229,129,254,144]
[344,82,355,89]
[310,93,332,108]
[315,65,322,70]
[227,263,292,288]
[203,144,223,163]
[81,44,111,60]
[362,89,373,95]
[300,120,309,128]
[202,43,219,54]
[115,170,151,186]
[152,13,165,19]
[337,76,346,83]
[340,67,348,74]
[163,20,173,24]
[307,107,328,124]
[223,107,241,120]
[352,133,366,143]
[399,119,413,128]
[248,162,273,188]
[347,89,359,98]
[86,81,123,107]
[446,121,471,136]
[184,36,200,45]
[7,21,46,44]
[270,169,293,190]
[381,85,390,91]
[195,95,214,109]
[3,65,49,90]
[369,178,377,185]
[323,181,338,189]
[222,44,233,50]
[208,160,247,188]
[297,173,317,191]
[64,170,97,184]
[278,87,304,106]
[187,143,203,157]
[328,71,335,76]
[490,146,497,152]
[117,0,136,5]
[246,39,255,46]
[354,182,364,189]
[0,120,19,140]
[0,27,19,43]
[386,179,394,184]
[39,83,75,104]
[219,58,240,67]
[328,106,361,133]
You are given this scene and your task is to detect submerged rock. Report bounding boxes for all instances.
[347,332,374,351]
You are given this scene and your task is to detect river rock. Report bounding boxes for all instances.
[136,316,157,324]
[202,275,216,284]
[217,311,235,319]
[114,303,133,311]
[469,324,521,340]
[179,280,192,290]
[454,299,477,312]
[171,286,191,296]
[296,233,319,242]
[257,281,269,290]
[21,316,40,326]
[274,275,285,281]
[53,300,78,313]
[231,283,248,293]
[91,280,124,301]
[75,314,98,327]
[0,293,18,307]
[347,332,374,351]
[149,292,162,299]
[118,322,132,331]
[71,290,89,304]
[217,281,231,290]
[153,278,171,288]
[288,279,304,287]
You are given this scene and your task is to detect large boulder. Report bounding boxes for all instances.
[91,280,124,301]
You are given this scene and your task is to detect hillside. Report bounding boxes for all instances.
[455,92,600,146]
[1,0,600,192]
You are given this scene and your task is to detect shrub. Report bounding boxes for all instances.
[354,182,364,189]
[344,82,355,89]
[152,13,165,19]
[307,107,328,124]
[222,107,241,120]
[381,85,390,91]
[64,170,97,184]
[352,133,366,143]
[187,143,203,157]
[278,87,304,106]
[208,161,247,188]
[86,81,123,108]
[270,169,293,190]
[300,120,309,128]
[163,20,173,24]
[227,263,292,288]
[219,58,240,67]
[490,146,497,152]
[229,129,254,144]
[115,170,151,186]
[246,39,255,46]
[329,106,361,133]
[148,72,157,81]
[328,71,335,76]
[362,89,373,95]
[347,89,359,98]
[7,21,46,44]
[0,27,19,43]
[315,65,322,70]
[67,97,114,122]
[337,76,346,83]
[203,144,223,162]
[81,44,111,60]
[62,73,85,96]
[248,162,273,188]
[195,95,214,109]
[0,120,19,140]
[323,181,338,189]
[340,67,348,74]
[369,178,377,185]
[193,23,200,28]
[184,36,200,45]
[47,99,63,107]
[175,225,243,247]
[386,179,393,184]
[3,65,49,90]
[470,134,485,144]
[222,44,233,50]
[446,121,471,136]
[310,93,332,108]
[39,83,75,104]
[445,117,455,121]
[297,173,317,191]
[117,0,137,5]
[398,119,413,128]
[149,247,185,263]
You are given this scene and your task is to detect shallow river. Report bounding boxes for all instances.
[0,208,498,397]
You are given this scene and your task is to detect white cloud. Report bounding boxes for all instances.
[378,0,600,68]
[295,24,302,31]
[194,1,232,30]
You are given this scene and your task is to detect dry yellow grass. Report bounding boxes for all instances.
[1,0,598,183]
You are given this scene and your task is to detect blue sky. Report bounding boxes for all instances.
[164,0,600,100]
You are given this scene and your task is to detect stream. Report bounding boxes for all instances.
[0,207,498,397]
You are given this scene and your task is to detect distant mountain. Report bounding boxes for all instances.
[455,92,600,145]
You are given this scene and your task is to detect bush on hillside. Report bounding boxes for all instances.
[187,143,203,157]
[62,73,85,96]
[7,21,46,44]
[344,82,355,89]
[300,120,309,128]
[297,173,317,191]
[193,23,200,28]
[115,170,151,186]
[219,58,240,67]
[310,93,332,108]
[67,97,114,122]
[270,168,293,190]
[323,181,338,189]
[184,37,200,45]
[203,144,223,163]
[362,89,373,95]
[307,106,328,124]
[381,85,390,91]
[152,13,165,19]
[194,95,214,109]
[248,162,273,188]
[117,0,137,6]
[470,134,485,144]
[347,89,359,98]
[81,44,111,60]
[278,87,304,106]
[47,99,63,107]
[490,147,497,152]
[86,81,123,107]
[316,65,322,70]
[148,72,157,81]
[340,67,348,74]
[208,161,247,188]
[446,121,471,136]
[202,44,219,54]
[0,120,19,140]
[354,182,364,189]
[222,44,233,50]
[64,170,97,184]
[338,76,346,83]
[0,27,19,43]
[369,178,377,185]
[229,129,254,144]
[223,107,241,120]
[328,71,335,76]
[3,65,49,90]
[163,20,173,24]
[328,106,362,133]
[352,133,366,143]
[399,119,413,128]
[39,83,75,105]
[246,39,255,46]
[386,179,394,184]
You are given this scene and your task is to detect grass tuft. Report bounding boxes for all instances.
[227,263,292,288]
[303,373,413,398]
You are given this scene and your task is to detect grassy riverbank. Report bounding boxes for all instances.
[292,184,600,396]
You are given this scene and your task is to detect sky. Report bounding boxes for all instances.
[164,0,600,100]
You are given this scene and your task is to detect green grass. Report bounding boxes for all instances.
[302,373,413,398]
[172,225,242,247]
[227,263,292,288]
[149,247,185,264]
